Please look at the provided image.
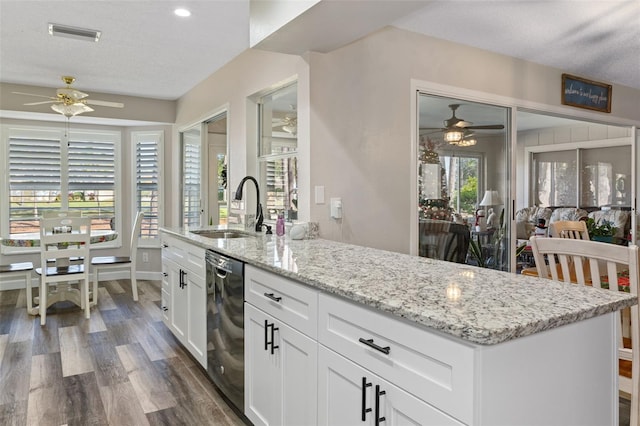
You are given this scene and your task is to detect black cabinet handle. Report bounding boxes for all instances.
[264,320,280,354]
[361,377,372,421]
[162,306,168,312]
[270,323,279,354]
[162,243,168,248]
[264,292,282,302]
[358,338,390,355]
[179,270,187,289]
[375,385,386,425]
[163,272,168,277]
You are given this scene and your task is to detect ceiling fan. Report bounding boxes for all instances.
[420,104,504,147]
[13,76,124,117]
[272,105,297,135]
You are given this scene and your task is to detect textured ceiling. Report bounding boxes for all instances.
[0,0,638,103]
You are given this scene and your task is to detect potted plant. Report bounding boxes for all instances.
[585,218,617,243]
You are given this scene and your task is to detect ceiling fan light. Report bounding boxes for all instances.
[457,138,477,147]
[282,124,297,135]
[51,102,94,117]
[444,129,464,143]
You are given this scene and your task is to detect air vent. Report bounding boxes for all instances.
[48,23,101,42]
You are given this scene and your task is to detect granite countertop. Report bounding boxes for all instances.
[161,227,637,346]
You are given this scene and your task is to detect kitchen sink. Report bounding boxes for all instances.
[190,229,256,239]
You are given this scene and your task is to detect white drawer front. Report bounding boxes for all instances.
[162,235,205,277]
[318,293,474,424]
[245,265,318,339]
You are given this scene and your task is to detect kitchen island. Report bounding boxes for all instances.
[161,227,637,425]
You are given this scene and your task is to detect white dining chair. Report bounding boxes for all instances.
[35,216,91,325]
[91,211,144,303]
[529,236,639,425]
[0,261,35,313]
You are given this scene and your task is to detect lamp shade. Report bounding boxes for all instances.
[479,190,501,206]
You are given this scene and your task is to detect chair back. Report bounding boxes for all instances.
[420,219,451,260]
[529,236,639,423]
[549,220,589,240]
[39,216,91,279]
[129,212,144,262]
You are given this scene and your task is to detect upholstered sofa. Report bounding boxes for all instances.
[587,209,631,240]
[516,206,630,242]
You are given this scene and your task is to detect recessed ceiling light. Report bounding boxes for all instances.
[174,8,191,17]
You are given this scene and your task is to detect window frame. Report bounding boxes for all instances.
[1,124,122,254]
[257,81,299,223]
[131,130,163,248]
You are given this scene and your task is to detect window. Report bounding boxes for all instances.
[532,145,631,208]
[532,150,577,206]
[258,82,298,222]
[441,154,481,217]
[132,130,162,242]
[3,125,120,246]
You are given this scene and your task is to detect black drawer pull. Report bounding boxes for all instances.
[358,338,390,355]
[162,243,168,248]
[264,292,282,302]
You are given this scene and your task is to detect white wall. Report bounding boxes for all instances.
[306,27,640,253]
[174,25,640,254]
[171,48,309,228]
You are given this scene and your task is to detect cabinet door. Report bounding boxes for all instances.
[245,304,281,426]
[169,261,187,343]
[186,270,206,367]
[318,346,462,426]
[245,303,317,426]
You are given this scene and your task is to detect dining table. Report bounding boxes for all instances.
[1,229,118,314]
[1,229,117,248]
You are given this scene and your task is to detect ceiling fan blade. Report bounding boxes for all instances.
[85,99,124,108]
[466,124,505,130]
[453,120,474,128]
[24,100,58,106]
[12,91,57,100]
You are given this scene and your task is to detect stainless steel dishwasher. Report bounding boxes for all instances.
[206,250,244,413]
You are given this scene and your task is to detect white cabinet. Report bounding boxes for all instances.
[161,234,206,367]
[318,345,462,426]
[244,265,318,426]
[318,292,618,426]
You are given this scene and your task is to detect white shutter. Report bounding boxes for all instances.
[136,137,160,238]
[68,139,115,229]
[182,135,201,228]
[8,137,61,233]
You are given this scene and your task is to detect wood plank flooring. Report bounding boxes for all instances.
[0,279,245,426]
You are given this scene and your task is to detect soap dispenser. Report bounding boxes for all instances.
[276,212,285,236]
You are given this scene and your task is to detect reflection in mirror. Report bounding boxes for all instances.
[206,113,228,226]
[418,94,509,271]
[258,82,298,222]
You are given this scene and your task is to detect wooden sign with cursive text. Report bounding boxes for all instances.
[561,74,612,113]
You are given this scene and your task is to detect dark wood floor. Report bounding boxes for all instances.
[0,279,245,426]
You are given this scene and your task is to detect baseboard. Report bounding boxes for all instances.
[0,270,163,291]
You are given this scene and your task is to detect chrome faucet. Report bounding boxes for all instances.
[234,176,264,233]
